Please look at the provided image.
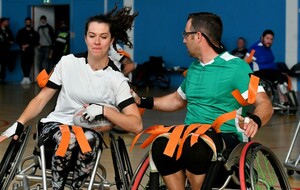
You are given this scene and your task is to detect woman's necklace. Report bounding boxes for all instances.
[89,58,109,71]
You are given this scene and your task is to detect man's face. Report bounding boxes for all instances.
[25,20,32,28]
[40,18,46,25]
[237,39,245,49]
[261,34,274,48]
[183,19,198,58]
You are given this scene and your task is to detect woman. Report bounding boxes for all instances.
[0,6,142,190]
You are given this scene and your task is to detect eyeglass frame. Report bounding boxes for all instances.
[182,31,198,38]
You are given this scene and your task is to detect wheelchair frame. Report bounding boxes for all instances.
[0,126,291,190]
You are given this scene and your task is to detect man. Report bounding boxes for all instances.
[16,17,39,84]
[51,20,70,66]
[37,15,54,73]
[246,29,276,71]
[231,37,248,59]
[133,12,273,189]
[0,17,14,83]
[246,30,289,105]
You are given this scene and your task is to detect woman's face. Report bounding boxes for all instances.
[85,22,113,59]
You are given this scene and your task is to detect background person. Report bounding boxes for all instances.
[246,29,289,105]
[51,20,70,66]
[0,17,14,84]
[0,6,142,190]
[37,15,55,73]
[231,37,247,59]
[109,43,135,80]
[133,12,273,189]
[16,17,39,84]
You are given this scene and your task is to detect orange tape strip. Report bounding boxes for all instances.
[72,126,92,154]
[130,125,166,150]
[118,50,131,59]
[176,124,204,160]
[36,69,49,88]
[246,49,255,63]
[163,125,185,157]
[190,124,212,146]
[36,69,54,88]
[211,110,237,133]
[232,89,248,106]
[56,125,71,157]
[231,75,260,106]
[140,125,173,149]
[248,75,259,104]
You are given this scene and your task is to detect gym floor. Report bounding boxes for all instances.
[0,83,300,189]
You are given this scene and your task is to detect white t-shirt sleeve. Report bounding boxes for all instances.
[49,59,63,85]
[115,80,133,105]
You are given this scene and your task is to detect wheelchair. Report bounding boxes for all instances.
[131,139,291,190]
[258,76,298,114]
[0,124,291,190]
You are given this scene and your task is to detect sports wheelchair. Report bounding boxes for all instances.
[0,125,291,190]
[255,70,298,114]
[0,124,149,190]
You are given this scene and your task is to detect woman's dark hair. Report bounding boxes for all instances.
[85,5,138,49]
[187,12,224,54]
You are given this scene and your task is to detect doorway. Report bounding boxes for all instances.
[31,5,70,79]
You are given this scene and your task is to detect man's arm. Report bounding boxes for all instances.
[134,90,187,112]
[241,92,273,138]
[253,92,273,126]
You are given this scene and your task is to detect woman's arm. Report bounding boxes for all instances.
[103,103,143,134]
[17,87,58,125]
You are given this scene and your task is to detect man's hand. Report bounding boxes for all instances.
[82,104,104,122]
[0,122,24,142]
[238,115,259,138]
[131,90,141,105]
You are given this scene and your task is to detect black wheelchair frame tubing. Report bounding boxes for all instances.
[109,133,130,190]
[117,136,133,180]
[0,126,32,189]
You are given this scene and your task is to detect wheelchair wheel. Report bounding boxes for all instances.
[109,133,130,189]
[239,141,290,190]
[131,153,169,190]
[0,125,32,189]
[131,152,186,190]
[259,79,274,102]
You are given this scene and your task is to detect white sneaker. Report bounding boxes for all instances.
[21,77,31,84]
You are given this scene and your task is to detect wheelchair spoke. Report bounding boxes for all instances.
[249,144,290,190]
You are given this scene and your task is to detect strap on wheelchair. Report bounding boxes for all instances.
[37,123,105,157]
[55,125,93,157]
[130,75,260,161]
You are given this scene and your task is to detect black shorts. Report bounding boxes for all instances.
[151,127,240,176]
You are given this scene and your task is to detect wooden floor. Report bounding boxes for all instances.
[1,83,300,189]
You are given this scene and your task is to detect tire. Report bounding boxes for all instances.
[259,79,274,102]
[0,126,32,189]
[109,133,129,190]
[239,141,291,190]
[250,144,290,189]
[131,153,173,190]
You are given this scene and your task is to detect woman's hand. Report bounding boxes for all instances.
[0,122,24,142]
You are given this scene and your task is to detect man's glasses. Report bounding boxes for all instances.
[182,31,198,38]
